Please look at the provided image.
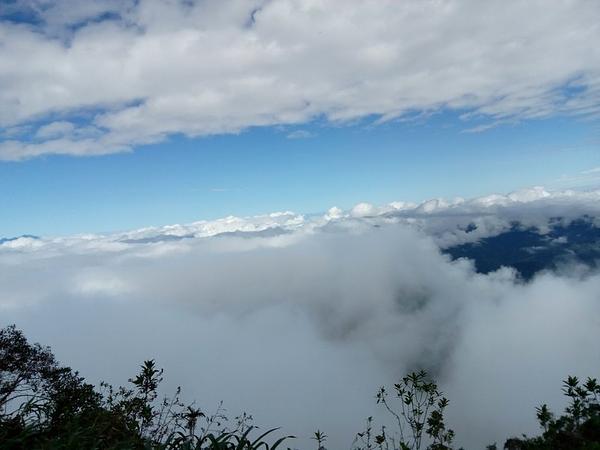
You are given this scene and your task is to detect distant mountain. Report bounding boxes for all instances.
[214,226,292,239]
[121,234,194,244]
[444,217,600,279]
[0,234,39,245]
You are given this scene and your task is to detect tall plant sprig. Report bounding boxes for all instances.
[375,370,454,450]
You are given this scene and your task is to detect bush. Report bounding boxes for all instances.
[502,375,600,449]
[2,325,599,450]
[351,370,454,450]
[0,325,292,449]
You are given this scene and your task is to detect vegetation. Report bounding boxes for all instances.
[1,325,599,449]
[502,375,600,449]
[350,371,453,450]
[0,325,291,449]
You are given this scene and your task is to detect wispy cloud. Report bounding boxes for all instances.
[461,119,516,133]
[581,167,600,175]
[286,130,315,139]
[553,166,600,190]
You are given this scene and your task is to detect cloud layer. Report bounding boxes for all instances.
[5,186,600,251]
[1,0,600,159]
[2,188,600,448]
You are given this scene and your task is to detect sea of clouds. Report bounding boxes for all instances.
[2,187,600,448]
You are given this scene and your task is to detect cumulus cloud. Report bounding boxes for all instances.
[1,0,600,159]
[350,202,380,218]
[2,188,600,448]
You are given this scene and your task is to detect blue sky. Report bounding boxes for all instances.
[1,112,598,237]
[1,0,600,237]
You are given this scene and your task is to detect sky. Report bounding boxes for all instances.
[1,0,600,236]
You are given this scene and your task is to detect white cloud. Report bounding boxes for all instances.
[286,129,315,139]
[34,120,75,139]
[552,166,600,190]
[2,188,600,447]
[73,271,133,297]
[1,0,600,159]
[1,204,600,448]
[4,186,600,252]
[582,167,600,175]
[0,236,45,250]
[350,202,379,218]
[324,206,344,221]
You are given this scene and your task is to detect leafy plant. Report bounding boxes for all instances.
[3,324,600,450]
[365,370,454,450]
[0,325,293,450]
[503,375,600,449]
[312,429,327,450]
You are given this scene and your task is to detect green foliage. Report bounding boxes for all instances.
[0,325,293,450]
[356,370,454,450]
[2,324,600,450]
[503,375,600,450]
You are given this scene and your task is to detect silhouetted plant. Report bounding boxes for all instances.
[0,325,293,450]
[3,324,600,450]
[368,370,454,450]
[503,375,600,449]
[312,429,327,450]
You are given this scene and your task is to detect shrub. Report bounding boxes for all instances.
[0,325,293,450]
